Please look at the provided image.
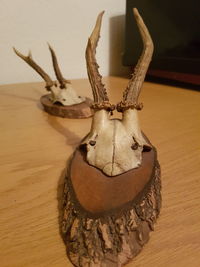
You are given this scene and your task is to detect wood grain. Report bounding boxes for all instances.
[0,77,200,266]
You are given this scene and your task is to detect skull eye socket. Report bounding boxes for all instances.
[132,136,139,150]
[89,140,96,146]
[131,143,139,150]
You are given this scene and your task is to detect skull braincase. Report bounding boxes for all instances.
[83,109,150,176]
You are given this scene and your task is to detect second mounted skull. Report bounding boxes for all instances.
[83,8,153,176]
[13,45,92,118]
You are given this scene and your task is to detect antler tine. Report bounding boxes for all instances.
[48,43,71,89]
[117,8,154,112]
[13,47,55,91]
[86,12,114,112]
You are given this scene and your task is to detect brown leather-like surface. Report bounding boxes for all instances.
[69,146,156,214]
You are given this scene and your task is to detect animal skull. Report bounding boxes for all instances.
[13,44,84,106]
[82,9,153,176]
[50,84,85,106]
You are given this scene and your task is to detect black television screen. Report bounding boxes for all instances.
[123,0,200,85]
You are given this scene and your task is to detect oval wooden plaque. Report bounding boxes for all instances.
[40,94,93,118]
[62,142,161,267]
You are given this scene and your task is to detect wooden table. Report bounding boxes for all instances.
[0,77,200,266]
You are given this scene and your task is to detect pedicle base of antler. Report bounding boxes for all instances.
[117,101,143,112]
[91,101,116,112]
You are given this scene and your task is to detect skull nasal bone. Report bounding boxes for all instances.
[103,162,122,177]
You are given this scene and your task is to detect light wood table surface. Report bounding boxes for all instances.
[0,77,200,267]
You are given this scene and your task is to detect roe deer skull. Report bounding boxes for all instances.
[82,9,153,176]
[13,44,85,106]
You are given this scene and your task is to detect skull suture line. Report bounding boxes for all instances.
[13,44,84,106]
[82,9,153,176]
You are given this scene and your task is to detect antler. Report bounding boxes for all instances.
[48,44,71,89]
[86,11,115,112]
[117,8,154,112]
[13,47,56,91]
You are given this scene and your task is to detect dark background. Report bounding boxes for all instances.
[123,0,200,85]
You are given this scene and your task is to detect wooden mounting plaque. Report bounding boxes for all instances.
[62,142,161,267]
[40,94,93,118]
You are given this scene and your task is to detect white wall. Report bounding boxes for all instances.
[0,0,129,85]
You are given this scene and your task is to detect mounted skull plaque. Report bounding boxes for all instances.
[13,45,92,118]
[62,8,161,267]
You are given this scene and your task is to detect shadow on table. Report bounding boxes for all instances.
[46,114,81,148]
[49,116,80,259]
[0,91,38,102]
[1,88,45,105]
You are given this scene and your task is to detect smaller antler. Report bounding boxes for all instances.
[48,44,71,89]
[86,11,115,112]
[117,8,154,112]
[13,47,56,91]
